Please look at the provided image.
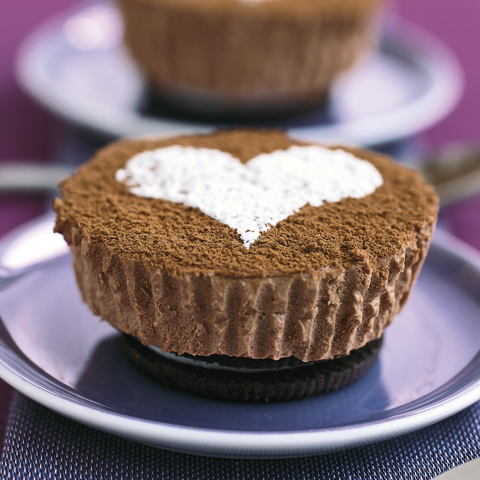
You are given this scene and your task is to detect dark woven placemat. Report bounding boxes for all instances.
[1,392,479,479]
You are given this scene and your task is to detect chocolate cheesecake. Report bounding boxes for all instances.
[116,0,384,114]
[54,129,438,401]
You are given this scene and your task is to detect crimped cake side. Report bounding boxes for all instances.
[60,217,434,362]
[117,0,382,110]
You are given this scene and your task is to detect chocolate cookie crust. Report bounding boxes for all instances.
[119,334,383,403]
[54,129,437,277]
[54,129,438,361]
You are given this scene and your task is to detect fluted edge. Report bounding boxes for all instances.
[65,219,434,362]
[117,0,379,109]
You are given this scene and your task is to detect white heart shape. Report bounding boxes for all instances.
[115,145,383,248]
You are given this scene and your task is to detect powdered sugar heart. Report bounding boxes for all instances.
[115,145,383,248]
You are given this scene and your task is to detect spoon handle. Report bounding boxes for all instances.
[0,162,74,192]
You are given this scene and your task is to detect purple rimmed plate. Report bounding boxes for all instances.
[0,214,480,458]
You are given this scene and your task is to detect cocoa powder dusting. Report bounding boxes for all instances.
[54,129,438,277]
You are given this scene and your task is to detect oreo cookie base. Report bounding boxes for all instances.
[119,334,383,403]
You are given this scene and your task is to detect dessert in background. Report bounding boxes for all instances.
[116,0,384,115]
[53,129,438,402]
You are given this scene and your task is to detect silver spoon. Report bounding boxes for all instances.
[0,162,74,192]
[417,144,480,208]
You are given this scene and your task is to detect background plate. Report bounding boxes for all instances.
[1,217,480,458]
[15,2,463,146]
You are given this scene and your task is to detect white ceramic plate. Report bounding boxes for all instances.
[15,2,463,145]
[1,215,480,458]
